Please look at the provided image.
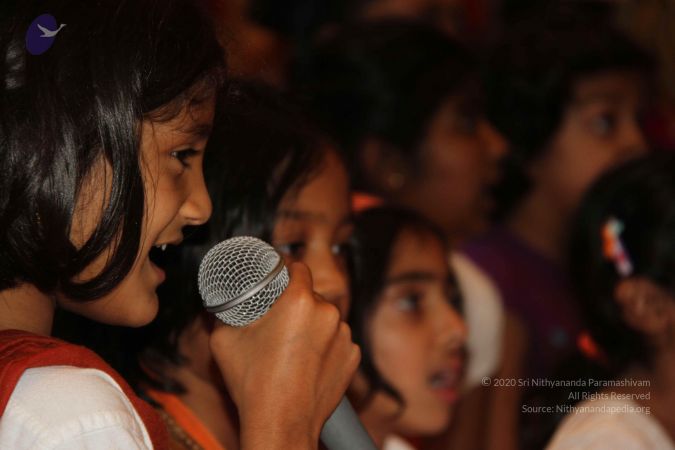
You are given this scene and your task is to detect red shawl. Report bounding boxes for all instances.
[0,329,168,449]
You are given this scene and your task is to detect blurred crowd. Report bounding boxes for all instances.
[177,1,675,449]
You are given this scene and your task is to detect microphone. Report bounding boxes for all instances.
[199,236,376,450]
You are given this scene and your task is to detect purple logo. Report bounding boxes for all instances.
[25,14,66,56]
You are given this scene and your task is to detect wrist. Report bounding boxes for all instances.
[239,412,319,450]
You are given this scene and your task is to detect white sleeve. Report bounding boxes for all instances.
[0,366,154,450]
[451,252,505,387]
[547,427,655,450]
[383,435,416,450]
[546,401,675,450]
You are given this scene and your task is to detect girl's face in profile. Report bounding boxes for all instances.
[272,149,352,318]
[360,228,466,435]
[58,98,215,327]
[408,93,507,239]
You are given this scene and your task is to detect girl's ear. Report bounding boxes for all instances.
[614,278,675,337]
[359,138,410,195]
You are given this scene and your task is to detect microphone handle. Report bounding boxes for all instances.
[320,397,377,450]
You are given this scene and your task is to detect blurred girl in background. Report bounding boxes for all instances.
[348,207,467,449]
[467,15,653,381]
[463,15,654,448]
[295,20,512,449]
[547,153,675,449]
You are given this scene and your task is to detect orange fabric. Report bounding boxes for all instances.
[0,329,168,449]
[148,389,226,450]
[577,330,608,364]
[351,192,384,212]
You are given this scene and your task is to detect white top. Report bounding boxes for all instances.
[547,397,674,450]
[0,365,153,449]
[383,434,415,450]
[451,252,505,388]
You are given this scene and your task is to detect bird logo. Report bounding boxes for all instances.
[25,14,66,55]
[37,23,66,38]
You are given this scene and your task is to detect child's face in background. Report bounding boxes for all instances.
[359,0,463,36]
[272,149,352,318]
[403,93,507,240]
[530,71,648,215]
[360,229,466,435]
[59,98,215,326]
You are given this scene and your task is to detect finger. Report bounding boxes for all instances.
[275,262,316,314]
[287,261,313,289]
[319,325,362,403]
[316,300,342,335]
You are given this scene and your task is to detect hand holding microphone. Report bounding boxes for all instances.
[201,237,374,450]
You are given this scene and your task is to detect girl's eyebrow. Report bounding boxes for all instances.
[385,271,442,285]
[276,209,321,222]
[178,122,212,139]
[571,91,629,108]
[276,209,353,226]
[385,272,456,287]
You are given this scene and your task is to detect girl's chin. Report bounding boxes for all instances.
[396,409,452,437]
[126,289,160,327]
[109,290,159,327]
[57,290,159,328]
[104,300,158,328]
[148,257,166,284]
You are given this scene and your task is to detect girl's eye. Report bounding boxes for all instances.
[332,242,351,270]
[395,293,422,312]
[171,148,198,168]
[276,242,306,259]
[446,289,462,313]
[590,113,617,137]
[455,113,479,135]
[331,242,350,256]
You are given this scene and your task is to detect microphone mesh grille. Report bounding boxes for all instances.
[198,236,289,327]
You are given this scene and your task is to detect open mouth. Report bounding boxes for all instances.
[428,369,461,403]
[429,369,459,390]
[148,243,175,269]
[428,351,466,403]
[148,243,179,284]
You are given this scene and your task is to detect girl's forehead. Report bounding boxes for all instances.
[569,71,644,107]
[148,99,215,138]
[275,150,350,222]
[147,84,217,126]
[387,230,447,276]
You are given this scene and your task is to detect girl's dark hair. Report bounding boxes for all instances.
[248,0,356,41]
[293,19,477,191]
[55,80,327,393]
[0,0,225,301]
[569,152,675,374]
[486,14,654,218]
[138,81,326,391]
[348,206,460,409]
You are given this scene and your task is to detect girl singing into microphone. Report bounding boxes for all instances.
[56,80,471,450]
[142,81,356,449]
[0,2,358,449]
[56,79,356,449]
